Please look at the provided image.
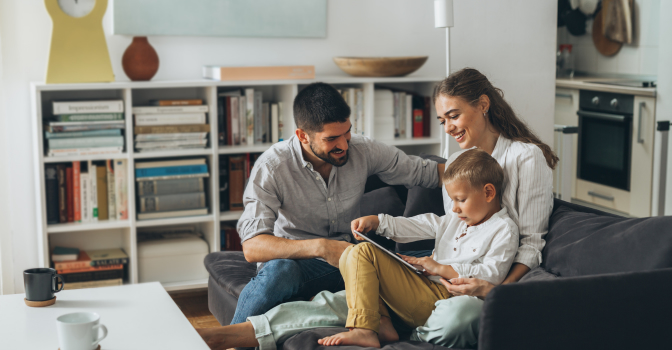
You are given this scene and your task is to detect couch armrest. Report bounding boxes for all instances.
[478,267,672,350]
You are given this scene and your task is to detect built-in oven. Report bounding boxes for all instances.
[577,90,634,191]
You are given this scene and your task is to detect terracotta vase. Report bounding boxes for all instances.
[122,37,159,81]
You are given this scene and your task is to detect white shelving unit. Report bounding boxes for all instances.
[31,76,442,292]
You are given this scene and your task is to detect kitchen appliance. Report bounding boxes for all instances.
[577,90,634,191]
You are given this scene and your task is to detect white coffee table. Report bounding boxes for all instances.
[0,282,210,349]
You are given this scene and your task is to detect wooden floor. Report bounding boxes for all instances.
[170,290,222,329]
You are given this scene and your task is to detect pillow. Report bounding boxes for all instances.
[542,203,672,278]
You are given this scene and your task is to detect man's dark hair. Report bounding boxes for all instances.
[293,83,351,134]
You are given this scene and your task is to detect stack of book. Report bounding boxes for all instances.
[220,224,242,251]
[219,153,260,212]
[44,159,128,224]
[135,158,209,220]
[217,89,282,146]
[338,88,365,136]
[374,90,433,140]
[133,99,210,153]
[52,247,128,290]
[45,100,125,157]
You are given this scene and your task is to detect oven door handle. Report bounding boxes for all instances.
[588,191,615,201]
[577,110,628,122]
[638,102,646,144]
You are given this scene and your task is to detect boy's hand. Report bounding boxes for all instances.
[398,254,442,276]
[351,215,380,240]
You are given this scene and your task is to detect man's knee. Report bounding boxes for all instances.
[254,259,302,291]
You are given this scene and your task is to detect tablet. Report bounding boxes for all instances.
[352,230,424,275]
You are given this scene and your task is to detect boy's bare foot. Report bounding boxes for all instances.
[318,328,381,348]
[378,316,399,343]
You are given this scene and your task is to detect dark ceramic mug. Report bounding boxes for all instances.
[23,268,64,301]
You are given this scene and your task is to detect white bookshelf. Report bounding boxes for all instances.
[31,76,443,291]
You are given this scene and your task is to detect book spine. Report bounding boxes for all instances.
[45,129,122,139]
[134,139,207,149]
[413,109,424,138]
[230,97,239,145]
[245,89,255,145]
[134,132,207,142]
[96,165,109,220]
[114,159,128,220]
[66,167,74,222]
[405,95,413,139]
[134,124,210,134]
[278,101,284,141]
[90,164,98,221]
[254,94,263,144]
[229,156,245,211]
[106,160,116,220]
[219,156,229,211]
[90,258,129,267]
[47,147,123,157]
[271,103,279,143]
[48,136,124,149]
[239,96,247,145]
[63,278,123,290]
[262,102,269,143]
[45,165,59,224]
[60,269,124,283]
[224,97,232,146]
[151,99,203,106]
[57,165,67,223]
[46,124,125,132]
[80,172,90,222]
[56,113,124,122]
[132,105,208,114]
[135,164,208,178]
[133,173,209,181]
[399,92,407,138]
[139,192,206,213]
[57,264,124,274]
[393,92,400,138]
[72,161,81,222]
[217,96,225,145]
[134,113,206,126]
[52,100,124,115]
[137,177,204,196]
[54,260,91,270]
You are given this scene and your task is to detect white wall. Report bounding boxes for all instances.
[557,0,660,76]
[0,0,556,293]
[656,1,672,214]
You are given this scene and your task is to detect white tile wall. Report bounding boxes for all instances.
[557,0,660,76]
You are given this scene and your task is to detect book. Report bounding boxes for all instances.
[150,99,203,106]
[139,192,206,213]
[134,139,208,149]
[52,246,80,262]
[134,113,206,126]
[48,120,125,127]
[80,170,90,222]
[106,160,116,220]
[262,102,269,143]
[203,65,315,81]
[45,129,122,139]
[278,101,284,141]
[60,268,124,283]
[398,92,407,139]
[393,92,400,138]
[135,132,208,142]
[137,178,205,196]
[54,113,124,122]
[134,124,210,134]
[135,164,208,178]
[45,123,125,133]
[90,164,98,221]
[230,97,240,145]
[217,96,226,145]
[221,225,242,251]
[63,278,123,290]
[137,208,208,220]
[356,89,364,135]
[96,165,109,220]
[45,165,59,224]
[57,264,124,274]
[66,167,74,222]
[54,251,90,270]
[229,155,245,211]
[132,105,208,114]
[413,109,424,138]
[405,95,413,139]
[73,161,81,222]
[245,89,255,146]
[135,158,205,169]
[52,100,124,115]
[271,103,279,143]
[114,159,128,220]
[88,248,129,266]
[132,173,209,181]
[47,147,124,157]
[254,92,263,144]
[239,96,247,145]
[57,165,67,223]
[219,156,229,211]
[48,136,124,149]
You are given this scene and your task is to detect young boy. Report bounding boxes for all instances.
[318,148,520,347]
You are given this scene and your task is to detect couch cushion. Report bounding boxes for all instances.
[204,251,257,298]
[282,327,461,350]
[518,266,558,283]
[542,202,672,277]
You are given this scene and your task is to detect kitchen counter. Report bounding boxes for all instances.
[556,76,656,97]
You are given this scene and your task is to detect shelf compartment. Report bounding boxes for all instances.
[218,144,274,154]
[135,214,215,228]
[219,211,243,221]
[380,137,441,146]
[162,278,208,292]
[133,148,213,159]
[43,153,129,163]
[47,220,131,234]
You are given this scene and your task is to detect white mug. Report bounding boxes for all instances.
[56,312,108,350]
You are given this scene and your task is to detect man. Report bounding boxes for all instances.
[231,82,444,325]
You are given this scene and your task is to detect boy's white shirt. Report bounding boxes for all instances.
[375,207,519,285]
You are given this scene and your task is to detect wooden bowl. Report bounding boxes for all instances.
[333,56,428,77]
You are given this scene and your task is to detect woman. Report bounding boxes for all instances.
[198,68,557,350]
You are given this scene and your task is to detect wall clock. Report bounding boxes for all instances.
[45,0,115,83]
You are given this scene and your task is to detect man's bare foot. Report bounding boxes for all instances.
[318,328,381,348]
[378,316,399,343]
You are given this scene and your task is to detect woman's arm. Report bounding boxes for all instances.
[501,263,531,284]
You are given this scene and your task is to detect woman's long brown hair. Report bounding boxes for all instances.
[434,68,558,169]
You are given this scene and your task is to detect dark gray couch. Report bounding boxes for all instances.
[205,162,672,350]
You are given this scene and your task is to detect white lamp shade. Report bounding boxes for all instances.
[434,0,454,28]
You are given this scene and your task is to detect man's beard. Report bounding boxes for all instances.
[309,140,349,167]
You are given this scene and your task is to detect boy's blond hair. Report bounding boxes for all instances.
[442,149,504,201]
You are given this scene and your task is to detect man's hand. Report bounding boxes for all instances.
[320,239,353,267]
[351,215,380,237]
[440,277,495,299]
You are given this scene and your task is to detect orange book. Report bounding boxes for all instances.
[57,264,123,274]
[203,65,315,81]
[150,99,202,106]
[54,251,91,270]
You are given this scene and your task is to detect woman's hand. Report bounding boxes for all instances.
[351,215,380,239]
[440,277,495,299]
[398,254,442,276]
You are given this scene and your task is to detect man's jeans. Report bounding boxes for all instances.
[230,258,345,325]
